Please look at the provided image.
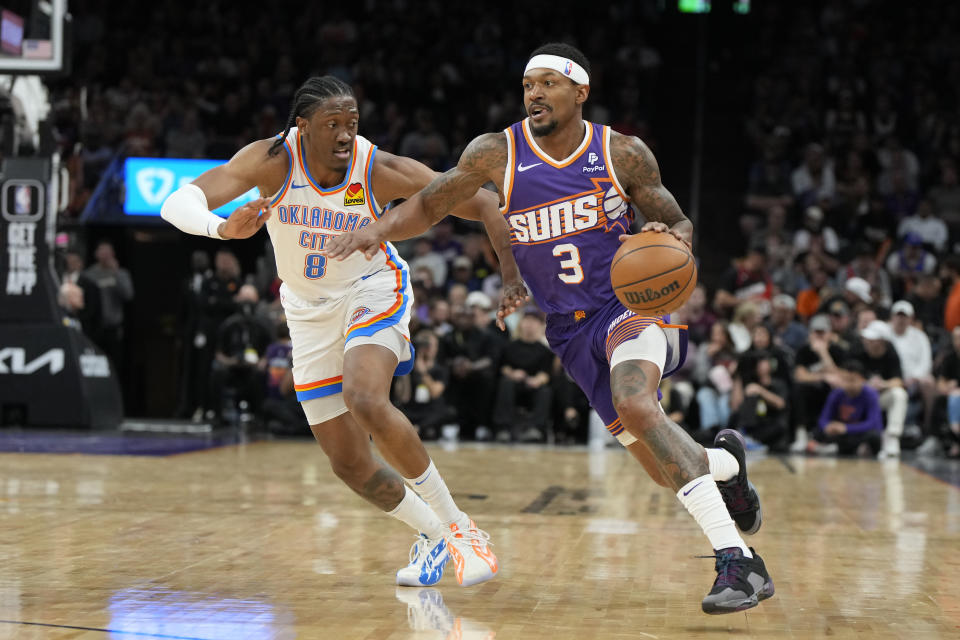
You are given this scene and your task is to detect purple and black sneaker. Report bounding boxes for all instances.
[701,547,775,614]
[714,428,763,535]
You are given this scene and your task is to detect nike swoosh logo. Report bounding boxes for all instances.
[517,162,542,172]
[682,481,704,496]
[290,183,308,189]
[415,470,432,485]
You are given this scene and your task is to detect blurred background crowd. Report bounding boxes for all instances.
[40,0,960,457]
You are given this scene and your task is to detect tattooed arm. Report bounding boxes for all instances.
[609,132,693,247]
[323,133,508,260]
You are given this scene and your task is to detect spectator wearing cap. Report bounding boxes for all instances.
[836,241,892,310]
[839,277,874,315]
[885,232,937,299]
[854,319,908,457]
[714,239,773,318]
[790,314,847,452]
[769,294,808,353]
[813,359,884,457]
[447,255,482,292]
[825,300,856,352]
[897,199,948,254]
[440,293,503,440]
[886,300,936,449]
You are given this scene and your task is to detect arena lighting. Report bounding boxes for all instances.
[123,157,258,217]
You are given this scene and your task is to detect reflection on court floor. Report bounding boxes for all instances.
[0,441,958,639]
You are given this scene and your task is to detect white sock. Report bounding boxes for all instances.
[705,448,739,482]
[405,460,468,529]
[677,474,752,557]
[387,485,445,539]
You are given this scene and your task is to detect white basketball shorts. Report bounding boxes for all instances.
[280,260,414,426]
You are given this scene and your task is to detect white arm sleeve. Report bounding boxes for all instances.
[160,184,226,239]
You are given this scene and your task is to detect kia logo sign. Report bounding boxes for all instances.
[0,347,65,375]
[123,158,259,217]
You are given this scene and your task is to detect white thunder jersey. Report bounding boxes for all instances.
[266,127,403,303]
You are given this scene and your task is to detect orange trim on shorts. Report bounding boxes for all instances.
[294,374,344,392]
[605,317,679,362]
[344,243,404,336]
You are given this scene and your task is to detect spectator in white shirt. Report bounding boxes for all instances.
[897,198,948,254]
[886,300,936,444]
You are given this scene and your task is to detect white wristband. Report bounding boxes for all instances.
[160,183,226,239]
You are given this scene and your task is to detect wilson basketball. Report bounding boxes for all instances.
[610,231,697,315]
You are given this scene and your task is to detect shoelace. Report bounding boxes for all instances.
[448,527,494,547]
[695,551,745,587]
[408,535,441,565]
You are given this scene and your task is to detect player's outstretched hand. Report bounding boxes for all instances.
[496,278,530,331]
[219,197,272,240]
[621,221,692,250]
[323,226,383,261]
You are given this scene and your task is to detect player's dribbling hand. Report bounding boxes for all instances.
[219,197,272,239]
[496,279,530,331]
[621,221,692,249]
[323,227,383,261]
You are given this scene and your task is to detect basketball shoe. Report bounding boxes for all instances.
[396,534,449,587]
[700,547,775,614]
[713,429,763,535]
[446,519,498,587]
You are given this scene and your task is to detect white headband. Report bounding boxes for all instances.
[524,54,590,85]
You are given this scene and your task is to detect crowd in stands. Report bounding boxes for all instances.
[155,235,589,445]
[667,0,960,458]
[48,1,960,457]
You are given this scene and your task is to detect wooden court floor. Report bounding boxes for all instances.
[0,440,959,639]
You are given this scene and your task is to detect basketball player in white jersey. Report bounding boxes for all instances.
[161,76,525,588]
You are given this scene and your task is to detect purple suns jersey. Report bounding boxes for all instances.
[501,119,634,316]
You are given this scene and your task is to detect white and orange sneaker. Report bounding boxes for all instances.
[446,519,498,587]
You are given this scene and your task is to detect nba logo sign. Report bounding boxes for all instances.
[563,61,573,76]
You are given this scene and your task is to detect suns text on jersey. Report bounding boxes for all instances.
[507,194,599,244]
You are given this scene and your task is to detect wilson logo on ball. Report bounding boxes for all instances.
[624,281,681,305]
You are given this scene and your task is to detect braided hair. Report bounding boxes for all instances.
[268,76,354,156]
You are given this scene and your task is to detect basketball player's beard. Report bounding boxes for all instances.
[530,119,558,137]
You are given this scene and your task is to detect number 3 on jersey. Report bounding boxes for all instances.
[304,253,326,279]
[553,243,584,284]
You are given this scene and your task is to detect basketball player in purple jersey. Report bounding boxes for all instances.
[326,45,774,613]
[161,77,523,588]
